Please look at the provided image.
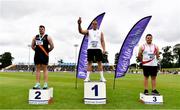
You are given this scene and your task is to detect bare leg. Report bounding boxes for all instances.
[36,64,41,83]
[42,64,48,83]
[97,61,106,81]
[85,61,92,81]
[151,76,156,90]
[144,76,149,90]
[87,61,93,71]
[33,64,41,89]
[97,61,103,71]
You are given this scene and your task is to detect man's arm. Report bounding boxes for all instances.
[47,36,54,52]
[156,47,160,60]
[101,32,106,54]
[138,46,143,62]
[31,37,36,51]
[78,17,88,35]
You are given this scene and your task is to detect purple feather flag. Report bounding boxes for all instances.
[76,12,105,79]
[115,16,152,78]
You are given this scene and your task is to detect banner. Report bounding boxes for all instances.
[115,16,152,78]
[76,12,105,79]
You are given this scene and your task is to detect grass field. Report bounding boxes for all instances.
[0,71,180,109]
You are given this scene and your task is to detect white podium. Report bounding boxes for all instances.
[29,88,53,104]
[84,81,106,104]
[140,93,163,104]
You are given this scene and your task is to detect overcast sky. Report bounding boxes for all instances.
[0,0,180,65]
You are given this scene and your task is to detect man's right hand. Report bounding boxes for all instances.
[78,17,82,24]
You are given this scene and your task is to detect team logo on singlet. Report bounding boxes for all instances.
[148,53,155,59]
[90,41,98,47]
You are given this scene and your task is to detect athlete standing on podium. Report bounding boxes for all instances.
[31,25,54,89]
[138,34,160,95]
[78,17,106,82]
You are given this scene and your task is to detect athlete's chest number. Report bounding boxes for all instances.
[36,40,43,45]
[35,91,41,99]
[91,41,98,47]
[91,85,98,96]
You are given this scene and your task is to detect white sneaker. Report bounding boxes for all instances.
[100,77,106,82]
[84,77,90,82]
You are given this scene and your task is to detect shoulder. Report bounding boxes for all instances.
[141,44,146,49]
[47,35,52,40]
[153,44,159,50]
[33,35,37,40]
[88,29,92,32]
[35,34,39,38]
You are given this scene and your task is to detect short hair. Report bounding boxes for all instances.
[146,34,152,38]
[39,25,45,29]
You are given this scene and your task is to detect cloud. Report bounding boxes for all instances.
[0,0,180,64]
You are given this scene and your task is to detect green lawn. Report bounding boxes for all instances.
[0,72,180,109]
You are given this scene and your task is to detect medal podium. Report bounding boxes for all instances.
[84,81,106,104]
[140,93,163,104]
[29,88,53,104]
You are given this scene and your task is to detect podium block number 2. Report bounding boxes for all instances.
[92,85,98,96]
[35,91,41,99]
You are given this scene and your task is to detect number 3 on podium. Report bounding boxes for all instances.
[153,96,157,102]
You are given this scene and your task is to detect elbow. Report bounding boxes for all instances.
[78,30,83,34]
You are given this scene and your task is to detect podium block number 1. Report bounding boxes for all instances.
[84,82,106,104]
[92,85,98,96]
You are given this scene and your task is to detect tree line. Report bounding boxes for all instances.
[1,43,180,70]
[0,52,14,69]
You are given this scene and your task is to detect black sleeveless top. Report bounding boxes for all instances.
[35,34,49,55]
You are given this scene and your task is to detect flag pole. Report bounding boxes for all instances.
[75,74,78,89]
[113,75,116,89]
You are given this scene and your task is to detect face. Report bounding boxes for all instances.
[146,35,152,44]
[92,21,98,30]
[39,27,45,35]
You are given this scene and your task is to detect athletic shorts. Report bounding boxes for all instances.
[142,66,158,77]
[34,53,49,65]
[87,49,102,62]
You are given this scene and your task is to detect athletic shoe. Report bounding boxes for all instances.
[144,89,149,95]
[33,83,41,89]
[100,77,106,82]
[43,83,48,89]
[152,89,160,95]
[84,77,90,82]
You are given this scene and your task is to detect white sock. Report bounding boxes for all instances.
[36,82,40,85]
[86,71,90,79]
[100,71,104,79]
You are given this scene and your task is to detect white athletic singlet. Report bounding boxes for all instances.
[142,43,158,66]
[87,29,102,50]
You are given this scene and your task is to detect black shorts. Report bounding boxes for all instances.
[87,49,102,62]
[143,66,158,77]
[34,53,49,65]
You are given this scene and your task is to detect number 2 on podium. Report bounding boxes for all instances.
[92,85,98,96]
[35,91,41,99]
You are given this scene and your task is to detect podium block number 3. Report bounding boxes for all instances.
[92,85,98,96]
[153,96,157,102]
[35,91,41,99]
